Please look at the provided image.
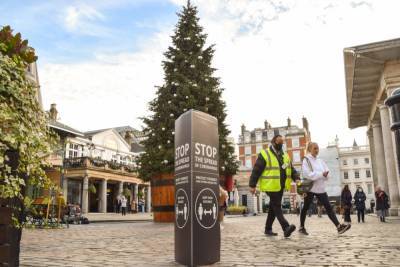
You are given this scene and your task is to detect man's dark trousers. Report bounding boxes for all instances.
[265,189,289,232]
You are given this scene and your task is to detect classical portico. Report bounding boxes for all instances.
[63,157,150,214]
[344,38,400,215]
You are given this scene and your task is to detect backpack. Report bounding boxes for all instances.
[297,157,314,195]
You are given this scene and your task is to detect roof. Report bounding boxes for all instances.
[85,125,144,137]
[131,143,145,153]
[344,38,400,129]
[48,120,84,137]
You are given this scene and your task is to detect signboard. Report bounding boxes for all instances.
[175,110,220,266]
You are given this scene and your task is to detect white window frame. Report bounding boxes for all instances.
[367,184,373,194]
[245,146,251,156]
[292,137,300,148]
[354,158,358,165]
[293,151,301,163]
[344,171,348,179]
[355,170,360,178]
[255,132,262,142]
[245,157,252,168]
[256,144,263,154]
[366,169,371,178]
[244,133,251,143]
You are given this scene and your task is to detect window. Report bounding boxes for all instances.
[344,172,348,179]
[293,151,301,163]
[367,184,373,194]
[364,158,369,164]
[68,143,81,158]
[112,154,118,163]
[256,144,263,154]
[244,133,250,143]
[245,158,252,168]
[267,130,274,140]
[292,138,299,148]
[255,132,262,142]
[366,170,371,178]
[354,158,358,165]
[355,170,360,178]
[343,160,347,166]
[245,146,251,156]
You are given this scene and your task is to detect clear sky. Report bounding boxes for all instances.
[2,0,400,148]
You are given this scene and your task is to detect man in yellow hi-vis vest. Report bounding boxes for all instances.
[249,135,299,237]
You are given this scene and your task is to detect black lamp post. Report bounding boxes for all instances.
[384,90,400,173]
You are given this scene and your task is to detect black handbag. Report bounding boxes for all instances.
[297,157,314,195]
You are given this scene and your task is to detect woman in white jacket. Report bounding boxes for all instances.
[299,142,351,235]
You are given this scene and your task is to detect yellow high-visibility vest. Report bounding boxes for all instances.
[258,148,292,192]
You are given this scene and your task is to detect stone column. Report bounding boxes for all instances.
[82,175,89,214]
[118,181,123,196]
[367,129,379,187]
[100,179,107,213]
[62,177,68,203]
[372,123,389,192]
[380,105,400,215]
[146,186,151,213]
[134,183,139,212]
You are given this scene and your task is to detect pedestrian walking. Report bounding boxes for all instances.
[121,196,127,216]
[375,186,390,222]
[341,185,352,224]
[249,134,299,238]
[116,194,122,214]
[354,187,366,223]
[299,142,351,235]
[219,185,228,226]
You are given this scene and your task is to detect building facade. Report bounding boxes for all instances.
[235,118,311,212]
[238,117,311,171]
[319,141,342,200]
[338,143,375,209]
[344,38,400,215]
[45,104,149,214]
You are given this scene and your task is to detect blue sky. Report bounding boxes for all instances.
[2,0,400,148]
[0,0,178,63]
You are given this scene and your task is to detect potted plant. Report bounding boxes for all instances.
[88,184,96,194]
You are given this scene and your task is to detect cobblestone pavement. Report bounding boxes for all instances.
[20,214,400,267]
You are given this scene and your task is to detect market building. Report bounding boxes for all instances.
[45,104,149,214]
[344,38,400,215]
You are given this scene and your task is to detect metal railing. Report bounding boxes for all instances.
[63,157,137,173]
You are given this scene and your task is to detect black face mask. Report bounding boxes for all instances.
[274,143,283,151]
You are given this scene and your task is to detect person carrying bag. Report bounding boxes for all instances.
[298,142,351,235]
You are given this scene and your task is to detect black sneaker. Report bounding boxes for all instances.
[264,230,278,236]
[284,225,296,238]
[298,227,309,235]
[337,224,351,234]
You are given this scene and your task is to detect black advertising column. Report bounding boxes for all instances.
[385,90,400,173]
[175,110,220,266]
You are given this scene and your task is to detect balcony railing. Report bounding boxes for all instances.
[338,145,370,152]
[63,157,137,174]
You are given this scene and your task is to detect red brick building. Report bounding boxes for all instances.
[238,117,311,172]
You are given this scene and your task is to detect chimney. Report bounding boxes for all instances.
[287,117,291,128]
[302,116,309,131]
[124,131,133,144]
[49,103,58,121]
[264,120,269,129]
[241,124,246,136]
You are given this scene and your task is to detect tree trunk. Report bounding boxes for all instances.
[0,150,22,266]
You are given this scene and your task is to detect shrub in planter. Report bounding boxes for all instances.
[226,205,247,215]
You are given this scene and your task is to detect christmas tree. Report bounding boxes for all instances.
[138,1,238,182]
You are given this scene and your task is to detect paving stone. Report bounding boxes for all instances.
[19,214,400,266]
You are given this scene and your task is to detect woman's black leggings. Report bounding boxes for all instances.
[300,192,340,228]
